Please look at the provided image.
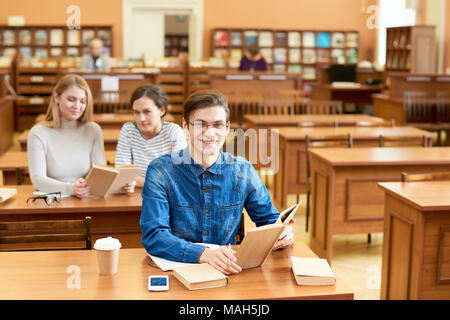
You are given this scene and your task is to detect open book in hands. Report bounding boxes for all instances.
[235,201,302,270]
[85,164,140,197]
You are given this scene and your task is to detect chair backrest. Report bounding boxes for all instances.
[401,172,450,182]
[356,119,395,128]
[258,91,294,115]
[276,90,309,114]
[436,91,450,123]
[378,134,429,147]
[297,120,339,128]
[305,133,353,178]
[403,91,434,123]
[96,89,129,113]
[307,100,343,115]
[0,216,92,251]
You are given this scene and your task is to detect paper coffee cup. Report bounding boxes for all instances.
[94,237,122,275]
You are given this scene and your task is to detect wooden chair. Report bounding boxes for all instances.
[378,134,429,147]
[356,119,395,128]
[402,91,446,144]
[0,217,92,252]
[259,92,294,115]
[401,172,450,182]
[95,89,129,113]
[305,134,353,232]
[307,100,343,114]
[276,90,309,114]
[403,91,434,124]
[297,120,339,128]
[437,91,450,123]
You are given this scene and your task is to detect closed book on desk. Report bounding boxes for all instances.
[290,256,336,286]
[85,164,139,197]
[172,263,229,290]
[236,223,284,270]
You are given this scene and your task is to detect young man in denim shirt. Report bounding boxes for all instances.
[140,90,294,275]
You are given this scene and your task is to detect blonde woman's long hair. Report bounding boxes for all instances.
[43,74,93,128]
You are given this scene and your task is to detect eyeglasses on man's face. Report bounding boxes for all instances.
[188,120,229,131]
[26,192,62,206]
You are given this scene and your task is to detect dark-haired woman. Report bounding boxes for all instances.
[115,85,186,188]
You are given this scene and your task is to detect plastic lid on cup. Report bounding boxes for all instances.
[94,237,122,250]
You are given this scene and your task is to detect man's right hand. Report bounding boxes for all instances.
[198,246,242,275]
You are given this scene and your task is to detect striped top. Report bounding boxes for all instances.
[115,121,187,177]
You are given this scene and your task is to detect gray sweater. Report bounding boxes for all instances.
[27,119,106,195]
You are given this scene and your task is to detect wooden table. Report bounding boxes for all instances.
[373,93,450,128]
[0,151,116,185]
[378,181,450,300]
[244,114,387,171]
[308,147,450,263]
[19,128,120,151]
[273,127,436,210]
[0,243,353,300]
[244,114,385,129]
[0,185,142,248]
[209,70,302,92]
[310,83,382,106]
[34,113,176,130]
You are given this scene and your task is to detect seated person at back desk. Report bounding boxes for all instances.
[81,38,110,72]
[115,85,187,188]
[238,43,267,72]
[140,90,294,275]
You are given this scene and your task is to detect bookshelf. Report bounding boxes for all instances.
[0,25,113,59]
[164,34,188,57]
[385,25,435,73]
[14,57,60,131]
[211,28,359,82]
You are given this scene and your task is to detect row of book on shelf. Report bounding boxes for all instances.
[214,30,358,48]
[1,46,111,59]
[214,47,358,64]
[0,28,111,46]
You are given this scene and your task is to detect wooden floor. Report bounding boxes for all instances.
[2,132,383,300]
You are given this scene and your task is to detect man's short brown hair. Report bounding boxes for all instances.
[183,89,229,123]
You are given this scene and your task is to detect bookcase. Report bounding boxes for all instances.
[164,34,188,57]
[211,28,359,81]
[385,25,435,73]
[14,57,60,131]
[0,25,113,59]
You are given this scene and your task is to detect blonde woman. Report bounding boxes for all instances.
[27,74,106,198]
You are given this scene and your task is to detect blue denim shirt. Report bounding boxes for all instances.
[140,147,279,263]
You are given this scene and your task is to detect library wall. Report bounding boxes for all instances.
[0,0,123,57]
[203,0,378,62]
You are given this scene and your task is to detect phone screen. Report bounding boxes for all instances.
[150,277,167,286]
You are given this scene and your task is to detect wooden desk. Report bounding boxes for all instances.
[0,243,353,300]
[245,114,384,129]
[244,114,386,171]
[34,113,176,130]
[64,71,160,101]
[0,151,116,185]
[0,185,142,248]
[310,83,382,105]
[0,96,14,155]
[19,128,120,151]
[273,127,436,210]
[373,93,450,128]
[386,72,450,99]
[308,147,450,263]
[209,70,302,92]
[378,181,450,300]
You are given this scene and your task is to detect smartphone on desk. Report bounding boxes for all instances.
[148,275,169,291]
